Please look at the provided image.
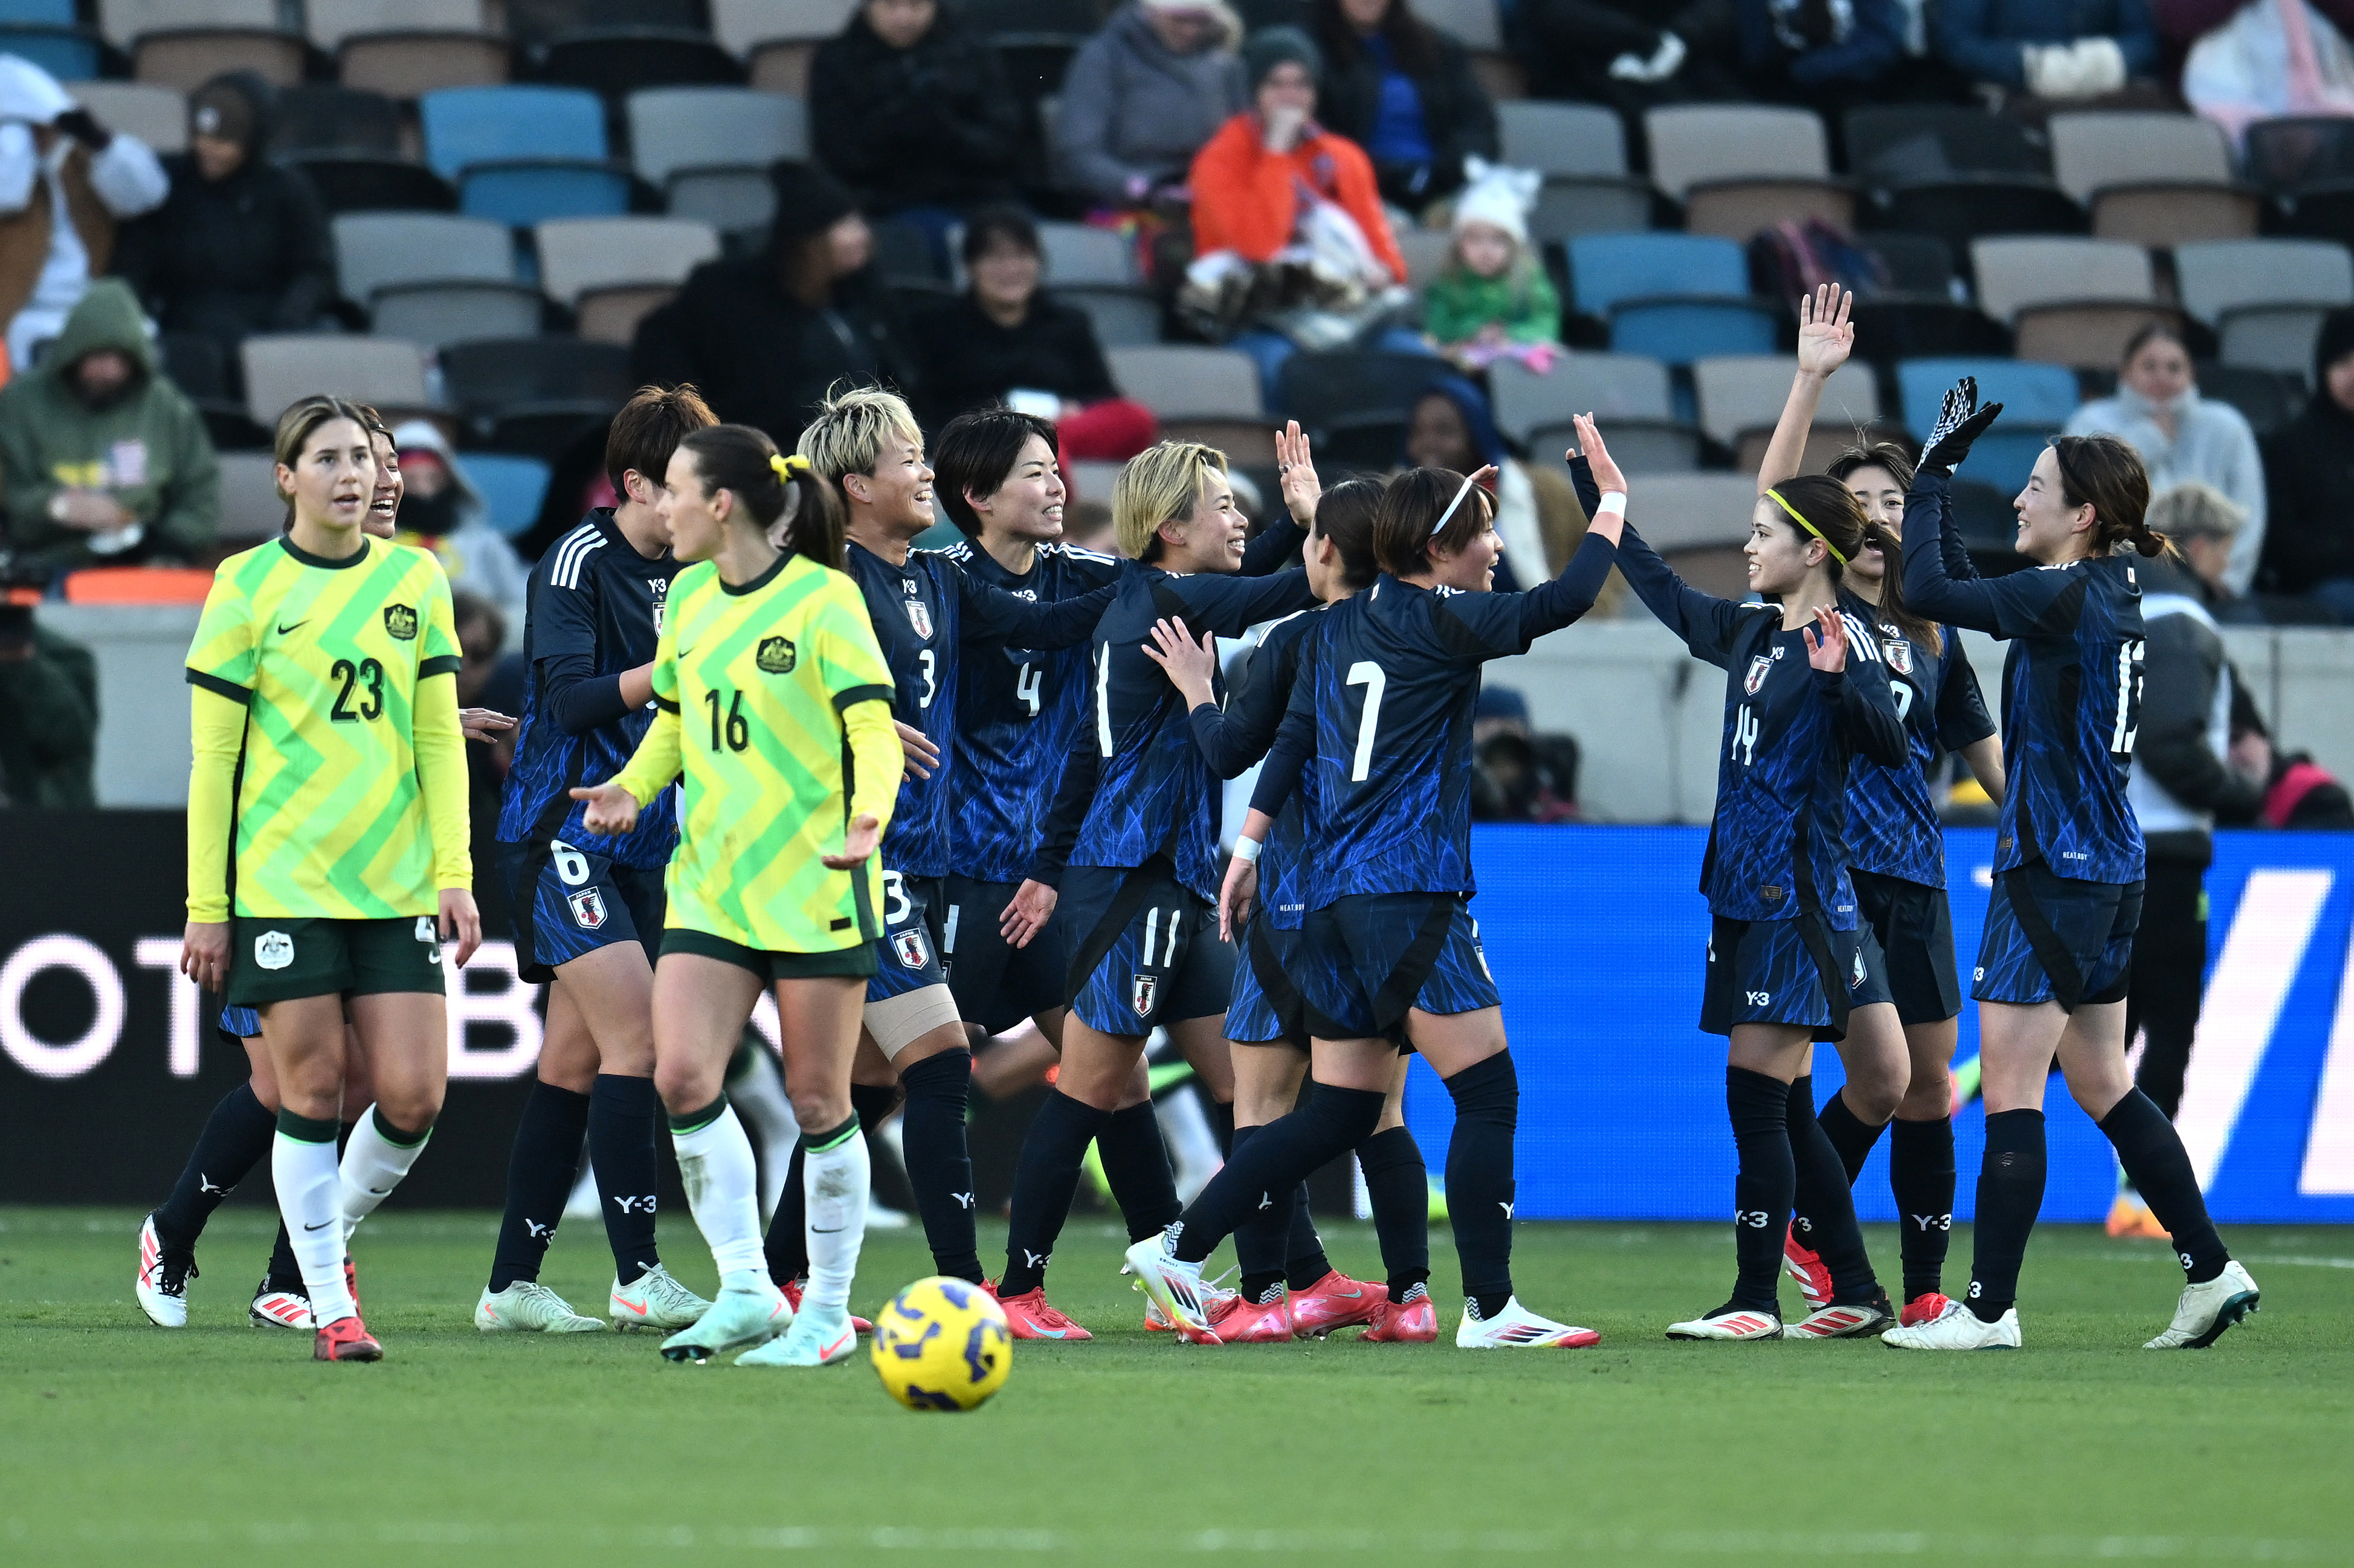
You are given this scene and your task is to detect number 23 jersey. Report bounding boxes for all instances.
[619,552,897,955]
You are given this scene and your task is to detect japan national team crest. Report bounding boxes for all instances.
[904,599,933,639]
[568,887,608,929]
[1744,655,1772,695]
[1883,638,1913,676]
[1130,973,1158,1018]
[894,929,930,969]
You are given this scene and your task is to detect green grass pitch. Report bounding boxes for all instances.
[5,1208,2351,1566]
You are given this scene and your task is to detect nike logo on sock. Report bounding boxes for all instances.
[303,1220,334,1231]
[367,1187,392,1196]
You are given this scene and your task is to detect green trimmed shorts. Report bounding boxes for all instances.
[661,927,878,983]
[228,915,447,1007]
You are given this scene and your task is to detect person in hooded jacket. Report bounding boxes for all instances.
[388,419,529,633]
[0,277,216,576]
[630,163,919,447]
[1055,1,1248,208]
[2257,305,2354,622]
[1309,0,1497,211]
[112,72,332,376]
[810,0,1025,219]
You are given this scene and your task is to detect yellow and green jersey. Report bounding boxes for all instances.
[613,550,900,955]
[184,534,471,921]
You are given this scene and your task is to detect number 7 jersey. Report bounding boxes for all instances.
[616,551,897,955]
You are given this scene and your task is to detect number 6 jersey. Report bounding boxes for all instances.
[611,551,900,956]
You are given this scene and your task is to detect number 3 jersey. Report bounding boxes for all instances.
[612,551,899,955]
[1900,471,2146,885]
[183,535,468,921]
[1837,595,1994,889]
[1614,524,1909,927]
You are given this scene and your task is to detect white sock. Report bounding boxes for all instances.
[671,1100,769,1281]
[340,1104,433,1241]
[804,1114,869,1314]
[726,1048,799,1222]
[273,1126,355,1323]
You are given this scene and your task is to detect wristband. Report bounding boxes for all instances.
[1232,836,1263,865]
[1596,491,1627,518]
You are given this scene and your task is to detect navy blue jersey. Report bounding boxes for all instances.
[1616,524,1908,927]
[495,510,678,866]
[935,538,1125,884]
[1839,596,1994,888]
[1040,565,1320,900]
[843,539,1114,879]
[1248,532,1620,908]
[1181,607,1320,929]
[1900,471,2146,884]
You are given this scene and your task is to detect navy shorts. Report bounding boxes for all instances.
[868,870,949,1004]
[1851,868,1962,1026]
[940,874,1069,1034]
[1226,917,1308,1048]
[1973,861,2141,1011]
[218,1004,260,1042]
[499,838,666,984]
[1701,912,1886,1042]
[1060,860,1234,1035]
[1298,892,1500,1044]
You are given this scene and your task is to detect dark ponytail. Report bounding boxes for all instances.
[2050,433,2170,561]
[1766,473,1941,656]
[1310,477,1382,589]
[677,423,845,570]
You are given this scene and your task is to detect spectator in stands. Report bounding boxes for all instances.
[1055,1,1247,210]
[2227,702,2354,829]
[0,280,216,578]
[2065,322,2266,596]
[111,74,332,382]
[2258,306,2354,620]
[2172,0,2354,143]
[389,421,529,633]
[1735,0,1907,107]
[911,208,1160,462]
[1183,28,1410,392]
[1936,0,2162,108]
[0,598,95,808]
[1403,374,1600,600]
[1309,0,1498,212]
[809,0,1025,245]
[1063,496,1120,553]
[631,163,919,447]
[0,57,166,373]
[1519,1,1740,111]
[1421,161,1561,373]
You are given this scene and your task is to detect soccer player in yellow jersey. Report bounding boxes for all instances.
[178,396,480,1363]
[572,424,901,1368]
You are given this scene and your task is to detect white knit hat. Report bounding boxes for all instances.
[1451,157,1541,247]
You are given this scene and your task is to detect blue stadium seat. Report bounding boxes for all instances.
[0,0,76,20]
[1609,300,1778,366]
[1565,233,1747,317]
[0,24,98,79]
[420,86,629,225]
[463,453,553,538]
[1897,357,2080,494]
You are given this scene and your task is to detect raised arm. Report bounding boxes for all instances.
[1756,286,1851,493]
[1899,384,2014,632]
[1242,423,1318,576]
[1808,605,1909,769]
[959,567,1117,651]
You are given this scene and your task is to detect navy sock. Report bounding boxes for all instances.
[1204,1094,1234,1155]
[588,1074,660,1286]
[763,1138,809,1283]
[1442,1053,1518,1319]
[1967,1109,2046,1320]
[900,1049,985,1284]
[1890,1115,1955,1301]
[266,1219,301,1294]
[1786,1074,1878,1302]
[1173,1083,1383,1265]
[488,1082,591,1292]
[154,1082,277,1251]
[1817,1086,1888,1183]
[1356,1124,1431,1304]
[1000,1089,1108,1296]
[1283,1184,1329,1291]
[1095,1100,1181,1242]
[1228,1124,1291,1302]
[1726,1066,1794,1312]
[2098,1089,2228,1283]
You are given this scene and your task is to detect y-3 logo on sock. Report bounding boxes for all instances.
[953,1192,975,1210]
[1023,1249,1049,1268]
[1735,1210,1771,1228]
[611,1195,656,1215]
[525,1220,556,1240]
[1256,1192,1273,1210]
[1500,1201,1515,1219]
[199,1175,227,1195]
[1912,1213,1953,1231]
[2179,1251,2195,1270]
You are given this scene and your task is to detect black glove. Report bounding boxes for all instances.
[1918,377,2002,478]
[53,108,111,152]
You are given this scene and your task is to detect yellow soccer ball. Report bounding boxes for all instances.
[870,1276,1013,1412]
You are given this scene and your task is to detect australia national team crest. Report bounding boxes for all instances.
[1744,655,1773,695]
[1883,638,1913,676]
[756,636,796,674]
[903,598,933,639]
[894,929,930,969]
[1130,973,1158,1017]
[568,887,608,930]
[382,604,419,640]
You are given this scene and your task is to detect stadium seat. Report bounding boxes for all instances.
[339,30,510,98]
[157,331,262,447]
[287,154,459,215]
[440,336,632,451]
[1491,352,1701,474]
[1947,478,2027,570]
[2174,239,2354,327]
[1056,286,1159,348]
[665,166,775,236]
[1066,457,1123,503]
[1868,181,2086,279]
[2014,304,2186,370]
[627,86,807,189]
[1970,237,2153,323]
[0,24,99,80]
[306,0,491,51]
[421,86,628,225]
[240,334,433,427]
[2272,178,2354,250]
[534,216,720,306]
[1692,354,1880,453]
[1565,233,1748,317]
[1645,105,1851,238]
[1278,350,1442,434]
[716,0,860,97]
[215,449,288,541]
[2219,303,2334,383]
[1842,105,2049,187]
[462,452,553,538]
[1847,297,2010,366]
[1897,356,2077,492]
[573,284,675,346]
[132,27,308,91]
[1106,343,1270,459]
[1610,299,1778,364]
[1856,233,1955,296]
[1530,179,1654,242]
[1396,227,1454,291]
[1619,471,1762,593]
[1498,103,1654,239]
[269,86,402,160]
[332,211,516,309]
[62,567,216,604]
[1039,222,1138,286]
[1407,0,1500,50]
[536,27,745,109]
[65,82,186,155]
[505,0,703,45]
[2198,363,2307,438]
[2048,111,2257,242]
[0,0,80,23]
[371,281,543,346]
[2242,115,2354,193]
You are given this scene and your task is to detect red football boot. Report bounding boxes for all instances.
[984,1281,1092,1341]
[1360,1291,1438,1343]
[313,1314,382,1361]
[781,1276,871,1333]
[1286,1269,1383,1338]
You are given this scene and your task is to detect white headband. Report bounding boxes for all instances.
[1432,471,1479,537]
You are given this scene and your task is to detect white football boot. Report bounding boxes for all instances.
[1665,1301,1784,1341]
[610,1264,711,1332]
[2144,1261,2260,1350]
[1882,1296,2020,1350]
[1456,1296,1601,1348]
[1123,1233,1219,1341]
[476,1280,605,1333]
[135,1214,191,1328]
[659,1276,791,1363]
[737,1306,859,1366]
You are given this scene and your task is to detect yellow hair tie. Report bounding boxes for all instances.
[1766,487,1847,566]
[770,452,810,480]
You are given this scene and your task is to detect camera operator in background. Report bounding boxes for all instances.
[0,595,97,808]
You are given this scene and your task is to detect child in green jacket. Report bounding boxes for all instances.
[1421,161,1561,373]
